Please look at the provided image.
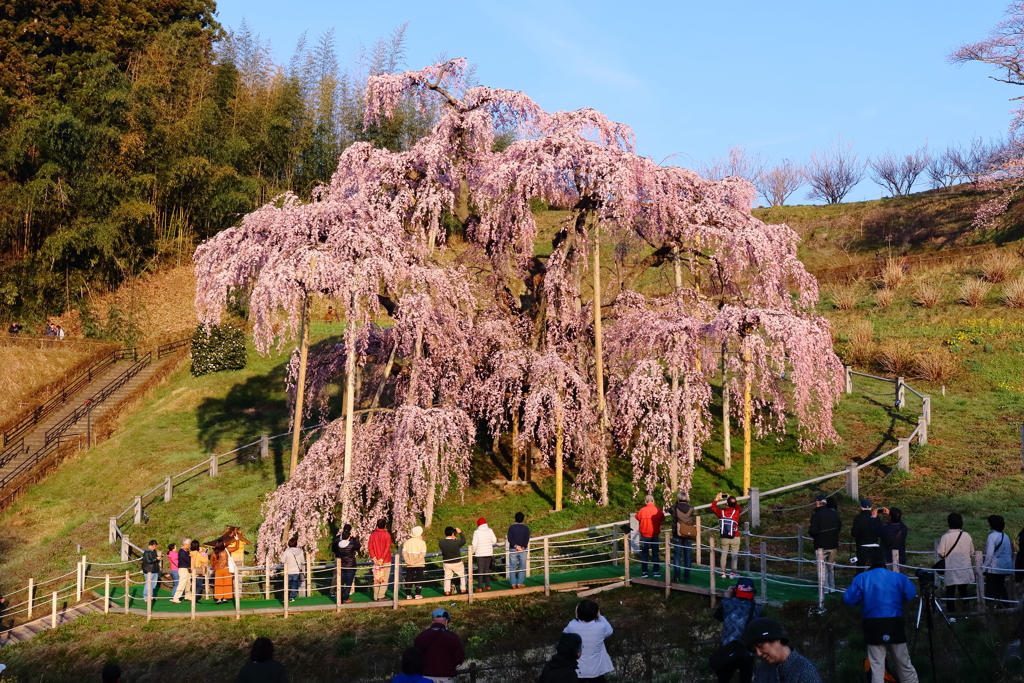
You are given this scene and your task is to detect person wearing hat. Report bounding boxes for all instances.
[414,608,465,683]
[369,519,394,601]
[439,527,466,595]
[843,555,919,683]
[808,494,842,592]
[710,579,762,683]
[851,498,882,573]
[537,632,583,683]
[669,491,695,584]
[471,517,497,591]
[403,526,428,600]
[741,618,823,682]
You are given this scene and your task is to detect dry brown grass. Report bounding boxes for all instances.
[875,338,916,376]
[844,319,875,366]
[874,288,895,308]
[913,348,961,383]
[912,281,943,308]
[1002,276,1024,308]
[829,283,860,310]
[958,278,991,307]
[0,346,96,424]
[880,258,907,290]
[981,250,1019,283]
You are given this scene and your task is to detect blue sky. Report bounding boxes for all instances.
[215,0,1014,203]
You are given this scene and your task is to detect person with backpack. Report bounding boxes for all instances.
[669,491,695,584]
[141,539,161,602]
[808,494,842,592]
[935,513,975,617]
[710,578,762,683]
[333,524,361,604]
[635,494,665,579]
[851,499,882,573]
[711,494,742,578]
[983,514,1014,604]
[403,526,427,600]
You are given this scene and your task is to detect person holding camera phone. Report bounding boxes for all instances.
[711,493,742,578]
[563,599,614,682]
[843,555,920,683]
[869,506,908,568]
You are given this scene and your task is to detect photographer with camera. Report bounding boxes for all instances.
[711,493,742,578]
[808,494,841,592]
[851,499,882,573]
[869,506,908,568]
[843,556,920,683]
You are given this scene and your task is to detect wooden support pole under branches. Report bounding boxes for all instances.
[742,347,753,496]
[289,293,311,480]
[554,408,564,511]
[593,217,609,507]
[722,342,731,469]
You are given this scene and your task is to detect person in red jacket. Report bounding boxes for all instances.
[368,519,393,601]
[414,608,465,683]
[711,494,742,578]
[636,494,666,578]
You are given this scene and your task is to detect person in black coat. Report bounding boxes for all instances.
[537,632,582,683]
[869,507,909,567]
[332,524,361,603]
[850,499,882,573]
[808,494,842,593]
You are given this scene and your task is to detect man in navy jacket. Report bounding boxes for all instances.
[843,558,920,683]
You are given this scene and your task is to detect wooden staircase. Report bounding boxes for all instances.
[0,597,105,646]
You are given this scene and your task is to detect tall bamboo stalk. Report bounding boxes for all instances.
[742,347,753,495]
[288,294,310,479]
[593,218,609,507]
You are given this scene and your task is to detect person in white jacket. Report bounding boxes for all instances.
[471,517,497,591]
[983,515,1014,604]
[280,537,305,602]
[563,599,614,682]
[935,512,975,617]
[402,526,427,600]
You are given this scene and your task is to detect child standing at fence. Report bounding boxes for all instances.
[711,494,742,578]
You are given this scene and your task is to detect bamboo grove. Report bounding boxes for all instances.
[192,60,845,560]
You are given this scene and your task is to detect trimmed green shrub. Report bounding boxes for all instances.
[190,323,247,376]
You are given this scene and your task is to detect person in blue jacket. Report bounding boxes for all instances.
[843,557,920,683]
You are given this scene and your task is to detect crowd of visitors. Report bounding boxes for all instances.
[139,536,235,604]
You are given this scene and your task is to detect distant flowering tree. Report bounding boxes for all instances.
[195,58,843,560]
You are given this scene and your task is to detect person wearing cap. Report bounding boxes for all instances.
[669,491,695,584]
[507,512,531,589]
[851,498,882,573]
[711,494,742,579]
[636,494,666,578]
[842,555,919,683]
[741,618,823,683]
[563,599,614,682]
[369,519,394,601]
[438,527,466,595]
[808,494,841,592]
[710,579,762,683]
[414,608,465,683]
[471,517,497,591]
[537,632,583,683]
[402,526,427,600]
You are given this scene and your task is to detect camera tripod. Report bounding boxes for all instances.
[911,582,976,683]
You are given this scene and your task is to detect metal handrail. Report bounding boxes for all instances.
[157,338,190,359]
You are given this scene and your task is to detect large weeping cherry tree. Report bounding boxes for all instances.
[194,58,844,560]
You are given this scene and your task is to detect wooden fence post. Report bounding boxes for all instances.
[146,589,152,622]
[284,563,290,618]
[975,550,987,613]
[797,525,805,581]
[265,555,271,600]
[104,574,110,614]
[526,544,532,578]
[844,365,853,394]
[612,534,619,567]
[743,522,751,573]
[892,549,901,573]
[121,535,129,562]
[109,517,117,544]
[393,553,400,609]
[81,554,87,597]
[27,578,33,619]
[133,496,142,524]
[749,487,760,529]
[817,548,825,610]
[895,376,905,409]
[506,547,511,581]
[543,537,550,596]
[846,464,859,501]
[623,533,631,585]
[335,559,342,612]
[164,476,172,503]
[124,571,130,613]
[897,438,911,472]
[664,531,671,596]
[209,454,218,477]
[75,560,82,602]
[709,536,717,609]
[923,395,932,425]
[51,590,57,628]
[760,542,768,604]
[261,433,269,459]
[918,416,928,446]
[305,553,312,599]
[696,516,702,566]
[190,572,196,621]
[233,572,241,619]
[467,545,475,602]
